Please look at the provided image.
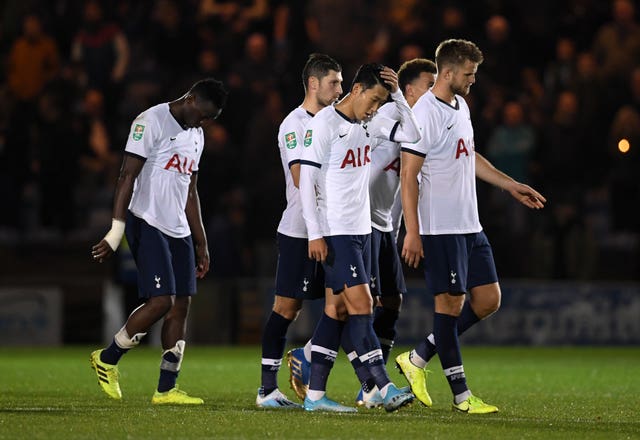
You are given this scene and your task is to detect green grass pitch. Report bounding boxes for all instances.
[1,346,638,439]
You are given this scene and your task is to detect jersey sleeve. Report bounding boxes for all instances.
[124,111,159,158]
[192,127,205,173]
[280,117,305,169]
[401,100,436,158]
[300,118,331,167]
[299,117,332,240]
[369,90,420,144]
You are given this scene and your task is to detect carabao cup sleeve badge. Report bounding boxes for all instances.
[132,124,145,141]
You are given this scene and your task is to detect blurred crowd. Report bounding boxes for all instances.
[0,0,638,281]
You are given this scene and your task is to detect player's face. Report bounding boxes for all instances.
[450,60,478,96]
[353,83,389,122]
[183,96,222,128]
[316,70,343,107]
[409,71,436,100]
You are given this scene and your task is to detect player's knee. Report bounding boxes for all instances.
[324,303,348,321]
[380,293,402,312]
[472,288,501,318]
[272,297,302,321]
[435,292,465,316]
[148,295,173,315]
[483,293,501,317]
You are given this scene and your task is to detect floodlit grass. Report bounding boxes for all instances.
[1,346,638,439]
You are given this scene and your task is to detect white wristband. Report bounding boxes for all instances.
[103,219,126,251]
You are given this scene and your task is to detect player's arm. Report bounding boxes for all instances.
[290,162,301,188]
[186,171,210,278]
[475,152,546,209]
[91,153,144,263]
[378,67,421,144]
[299,164,327,261]
[387,89,421,143]
[281,121,304,188]
[390,191,403,241]
[299,124,328,262]
[400,150,425,268]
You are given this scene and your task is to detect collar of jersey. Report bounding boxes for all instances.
[334,108,356,123]
[434,94,460,110]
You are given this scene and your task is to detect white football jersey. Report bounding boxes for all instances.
[300,90,421,239]
[370,103,402,232]
[125,103,204,238]
[401,91,481,235]
[276,106,314,238]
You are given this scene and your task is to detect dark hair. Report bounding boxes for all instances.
[188,78,228,109]
[435,39,484,72]
[351,63,391,92]
[398,58,437,92]
[302,53,342,92]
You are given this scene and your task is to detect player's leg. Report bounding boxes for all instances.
[336,235,413,412]
[151,235,202,405]
[342,283,413,412]
[258,234,312,408]
[257,295,303,408]
[90,300,163,399]
[90,214,170,400]
[341,321,383,408]
[304,289,356,412]
[396,233,464,407]
[370,229,405,364]
[436,291,497,414]
[412,231,501,365]
[284,263,326,402]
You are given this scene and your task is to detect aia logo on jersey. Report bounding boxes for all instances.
[455,138,474,159]
[383,157,400,177]
[164,153,195,175]
[340,145,371,168]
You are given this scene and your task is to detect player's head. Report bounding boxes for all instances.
[302,53,343,107]
[182,78,228,128]
[349,63,391,122]
[398,58,437,105]
[435,39,484,96]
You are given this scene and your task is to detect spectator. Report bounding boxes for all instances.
[7,14,59,102]
[544,36,577,103]
[71,0,129,95]
[592,0,640,87]
[480,15,520,92]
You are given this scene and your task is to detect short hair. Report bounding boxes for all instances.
[398,58,437,92]
[351,63,392,92]
[188,78,228,109]
[302,53,342,92]
[435,39,484,72]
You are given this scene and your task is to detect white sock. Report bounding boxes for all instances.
[454,390,472,404]
[379,383,391,399]
[303,340,312,363]
[410,350,427,368]
[306,389,325,401]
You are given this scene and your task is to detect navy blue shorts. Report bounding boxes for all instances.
[370,228,406,297]
[421,231,498,296]
[323,234,371,294]
[274,233,325,300]
[125,211,196,298]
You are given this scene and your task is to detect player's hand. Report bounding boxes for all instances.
[308,238,328,263]
[380,67,399,93]
[195,243,210,279]
[401,232,424,269]
[507,182,546,209]
[91,239,114,263]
